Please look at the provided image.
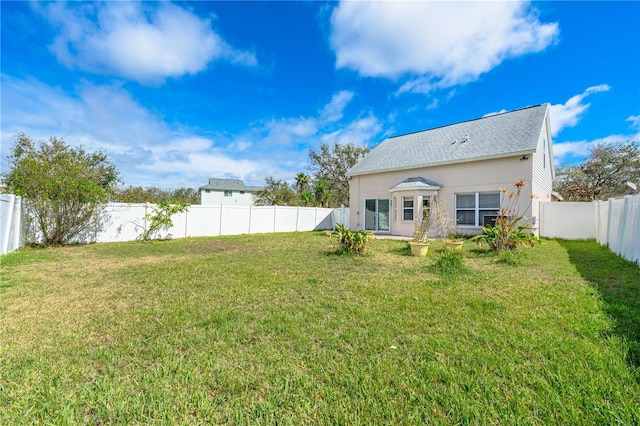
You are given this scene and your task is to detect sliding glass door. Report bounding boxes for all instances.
[364,198,390,232]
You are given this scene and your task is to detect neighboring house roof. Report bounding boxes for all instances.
[348,104,549,176]
[199,178,262,192]
[389,177,442,192]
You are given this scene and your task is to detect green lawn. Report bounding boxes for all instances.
[1,233,638,424]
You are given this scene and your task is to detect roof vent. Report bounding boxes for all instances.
[461,134,469,143]
[451,139,457,145]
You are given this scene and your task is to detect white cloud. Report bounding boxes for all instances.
[627,115,640,128]
[483,109,508,118]
[320,90,355,122]
[553,134,634,165]
[320,114,382,146]
[260,91,358,145]
[549,84,610,136]
[0,76,265,187]
[330,1,558,93]
[1,75,378,188]
[39,2,256,84]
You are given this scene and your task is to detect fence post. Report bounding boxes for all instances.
[248,205,253,234]
[617,196,630,256]
[184,207,189,237]
[634,196,640,264]
[14,196,23,251]
[219,204,224,236]
[296,206,300,232]
[594,200,600,244]
[273,205,277,233]
[606,198,614,247]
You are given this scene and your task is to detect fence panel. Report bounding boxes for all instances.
[600,195,640,264]
[220,205,252,236]
[250,207,276,234]
[274,206,298,232]
[540,195,640,265]
[0,194,24,255]
[96,204,148,243]
[186,206,221,237]
[538,201,595,239]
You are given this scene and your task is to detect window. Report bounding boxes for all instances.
[224,190,232,197]
[240,191,245,195]
[543,138,547,169]
[455,192,500,227]
[402,197,414,221]
[422,196,431,219]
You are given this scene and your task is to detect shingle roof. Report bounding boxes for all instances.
[389,177,442,192]
[348,104,549,176]
[199,178,262,192]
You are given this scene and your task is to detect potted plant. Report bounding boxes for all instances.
[433,197,464,251]
[409,207,432,256]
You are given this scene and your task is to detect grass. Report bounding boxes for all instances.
[1,233,639,424]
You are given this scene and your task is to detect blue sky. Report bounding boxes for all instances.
[2,1,639,189]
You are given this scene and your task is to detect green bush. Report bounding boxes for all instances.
[431,250,466,275]
[331,224,373,255]
[471,180,538,252]
[139,201,190,241]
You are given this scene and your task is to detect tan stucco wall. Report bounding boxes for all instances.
[349,155,550,236]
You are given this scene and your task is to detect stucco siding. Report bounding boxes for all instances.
[349,156,535,236]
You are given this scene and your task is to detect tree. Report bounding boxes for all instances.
[308,142,369,207]
[554,141,640,201]
[254,177,297,206]
[2,134,120,245]
[139,201,190,241]
[313,180,330,208]
[294,172,310,194]
[299,189,314,207]
[113,186,200,204]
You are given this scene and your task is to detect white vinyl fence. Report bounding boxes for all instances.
[0,197,351,253]
[0,194,24,255]
[89,203,348,243]
[539,194,640,264]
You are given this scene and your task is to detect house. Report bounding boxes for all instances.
[347,104,555,237]
[199,178,262,206]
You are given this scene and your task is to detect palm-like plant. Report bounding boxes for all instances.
[295,172,310,194]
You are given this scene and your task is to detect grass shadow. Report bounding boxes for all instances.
[558,239,640,372]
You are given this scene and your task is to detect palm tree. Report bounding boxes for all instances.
[294,172,310,194]
[300,189,314,207]
[313,180,330,208]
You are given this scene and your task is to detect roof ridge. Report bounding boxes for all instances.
[387,103,546,140]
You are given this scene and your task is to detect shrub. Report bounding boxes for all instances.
[139,201,190,241]
[3,134,120,245]
[471,180,538,252]
[331,224,374,255]
[431,250,466,275]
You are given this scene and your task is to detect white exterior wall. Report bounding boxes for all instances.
[349,155,544,237]
[200,189,256,206]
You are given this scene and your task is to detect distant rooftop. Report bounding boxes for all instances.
[199,178,262,192]
[348,104,549,176]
